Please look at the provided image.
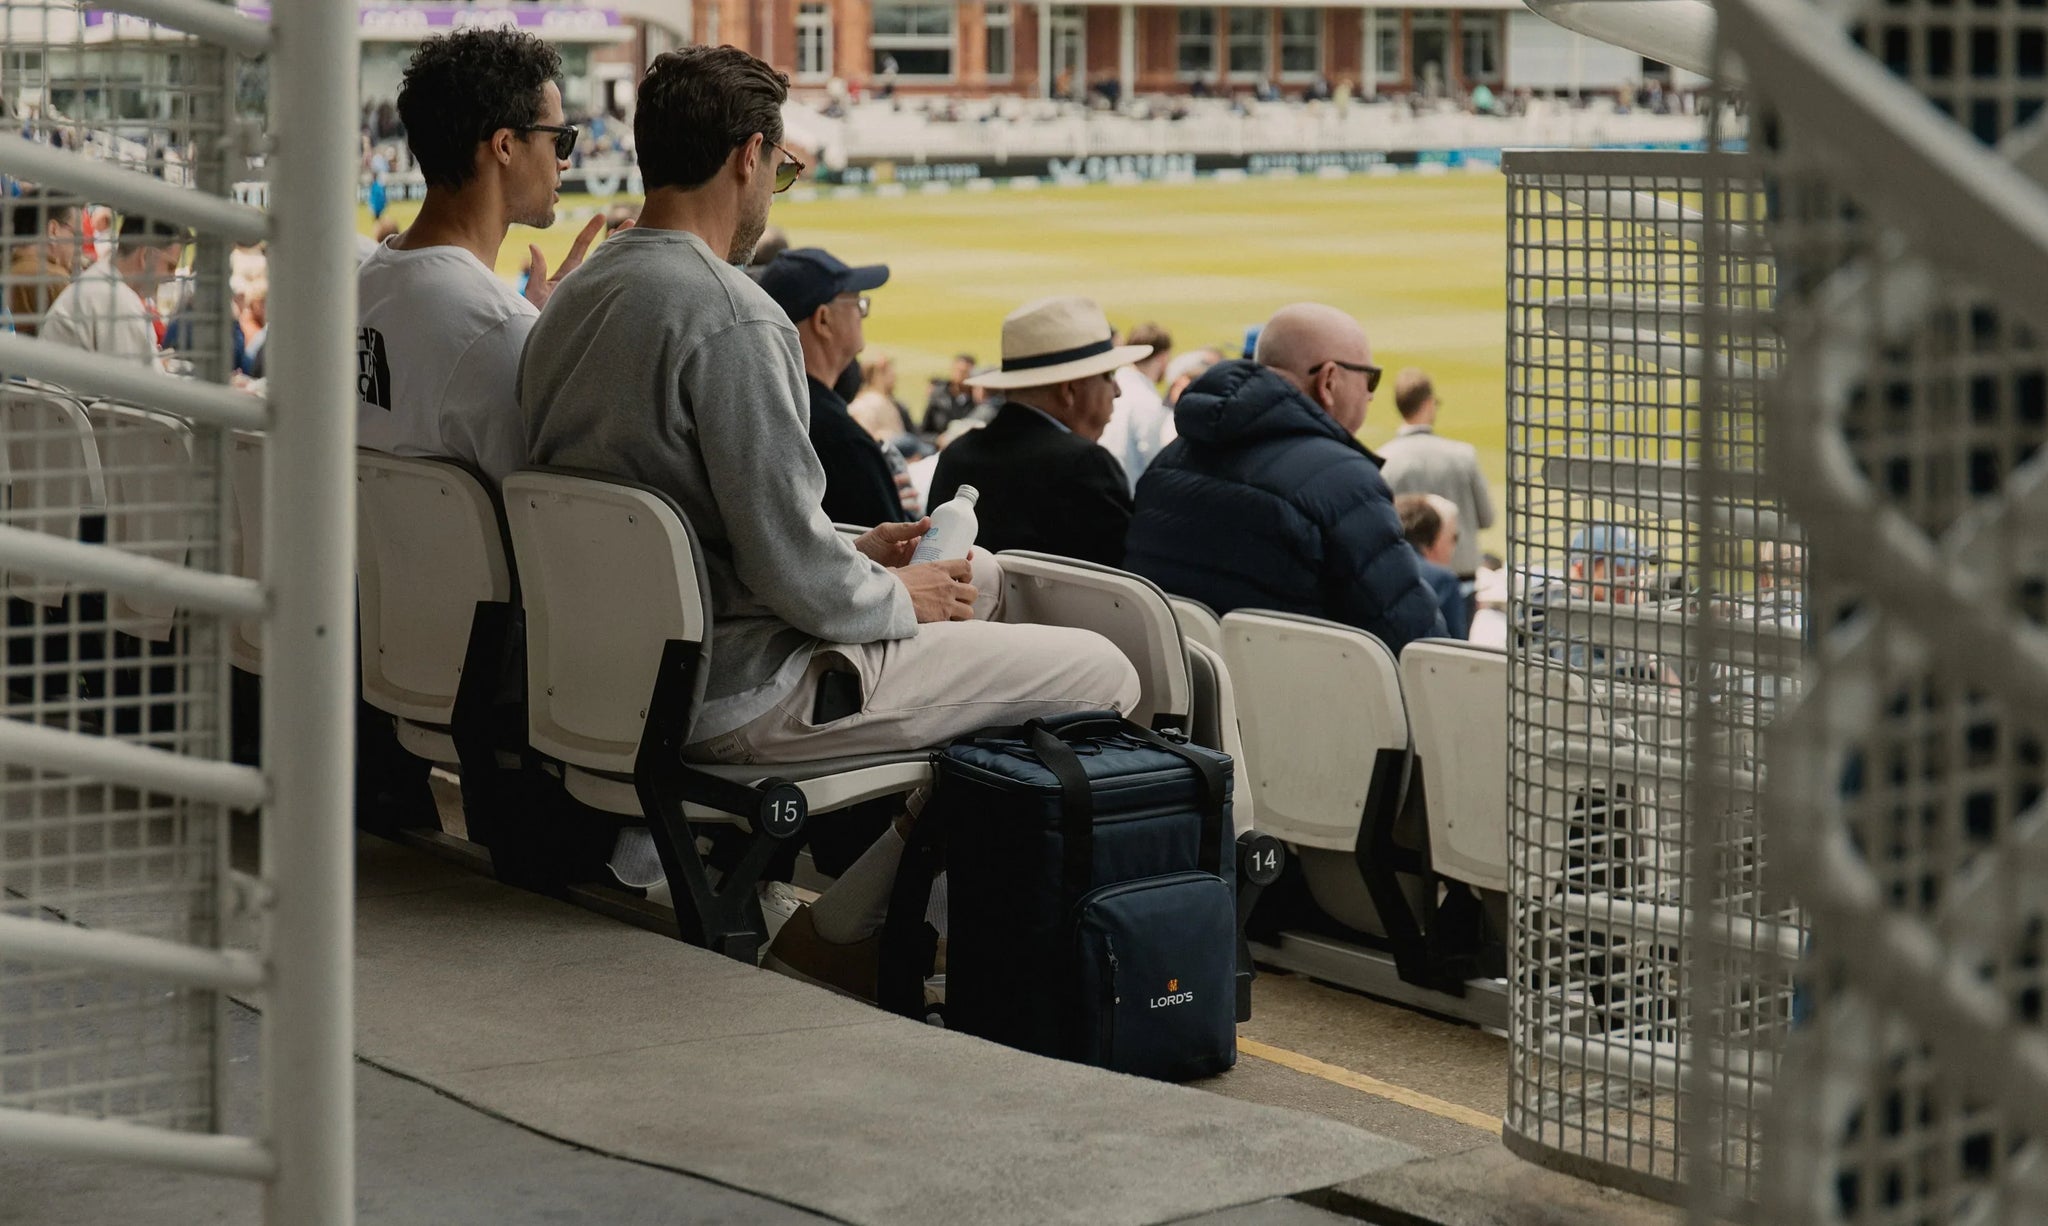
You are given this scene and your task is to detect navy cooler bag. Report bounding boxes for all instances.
[882,711,1239,1081]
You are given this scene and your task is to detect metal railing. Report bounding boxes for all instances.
[0,0,357,1219]
[1711,0,2048,1220]
[1503,146,1798,1212]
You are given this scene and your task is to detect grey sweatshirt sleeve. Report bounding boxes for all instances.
[682,319,917,643]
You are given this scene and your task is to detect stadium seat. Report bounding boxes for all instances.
[1182,639,1253,839]
[87,403,195,642]
[1169,595,1224,658]
[995,550,1191,731]
[354,450,554,878]
[2,385,105,608]
[502,468,933,962]
[1397,640,1508,895]
[1184,636,1286,1023]
[1220,610,1422,942]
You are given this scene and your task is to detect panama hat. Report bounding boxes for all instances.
[967,296,1154,390]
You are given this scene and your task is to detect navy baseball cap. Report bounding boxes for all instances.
[758,247,890,324]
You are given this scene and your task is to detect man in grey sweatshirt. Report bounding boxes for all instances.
[519,47,1138,998]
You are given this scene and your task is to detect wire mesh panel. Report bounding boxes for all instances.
[1708,0,2048,1220]
[1503,147,1798,1209]
[1,0,249,1139]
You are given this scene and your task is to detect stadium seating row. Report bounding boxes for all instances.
[4,381,1527,1025]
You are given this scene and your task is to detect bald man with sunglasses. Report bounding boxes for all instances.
[1124,302,1446,654]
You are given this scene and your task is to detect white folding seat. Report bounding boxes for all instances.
[994,550,1191,731]
[1220,610,1425,945]
[502,469,933,962]
[86,403,196,643]
[1169,596,1224,659]
[1181,639,1254,839]
[354,451,513,768]
[2,385,105,608]
[1398,640,1508,895]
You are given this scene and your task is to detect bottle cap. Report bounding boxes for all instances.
[955,485,980,507]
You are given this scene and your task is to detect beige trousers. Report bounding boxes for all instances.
[685,552,1142,765]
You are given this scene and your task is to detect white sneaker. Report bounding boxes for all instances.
[759,880,817,944]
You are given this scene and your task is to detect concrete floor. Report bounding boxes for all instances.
[7,787,1684,1226]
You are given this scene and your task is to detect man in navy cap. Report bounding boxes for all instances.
[758,247,911,528]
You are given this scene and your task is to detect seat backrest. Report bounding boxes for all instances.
[1400,639,1508,894]
[3,385,106,608]
[1220,609,1406,852]
[223,430,265,673]
[87,403,197,642]
[356,451,513,725]
[502,469,708,775]
[1169,596,1224,658]
[1183,638,1254,838]
[997,550,1191,729]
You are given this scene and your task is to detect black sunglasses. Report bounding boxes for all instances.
[766,138,805,193]
[519,123,579,161]
[1311,358,1383,393]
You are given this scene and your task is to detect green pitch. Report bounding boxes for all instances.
[363,173,1508,553]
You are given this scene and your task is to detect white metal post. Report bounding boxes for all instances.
[262,0,359,1218]
[1363,7,1377,97]
[1119,4,1135,105]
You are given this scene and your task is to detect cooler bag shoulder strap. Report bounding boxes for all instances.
[878,800,945,1019]
[1026,721,1097,911]
[1116,723,1229,877]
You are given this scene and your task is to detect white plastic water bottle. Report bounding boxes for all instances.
[909,485,980,564]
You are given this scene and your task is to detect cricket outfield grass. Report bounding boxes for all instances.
[365,172,1509,552]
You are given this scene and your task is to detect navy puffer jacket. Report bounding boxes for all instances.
[1124,360,1445,653]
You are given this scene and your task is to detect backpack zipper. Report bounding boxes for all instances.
[1102,933,1120,1064]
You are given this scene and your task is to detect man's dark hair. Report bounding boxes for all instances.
[116,214,188,251]
[1127,322,1172,353]
[1395,493,1442,553]
[398,30,562,192]
[635,46,789,192]
[10,187,77,241]
[1394,369,1435,420]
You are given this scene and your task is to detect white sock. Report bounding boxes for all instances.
[609,828,665,890]
[809,824,906,945]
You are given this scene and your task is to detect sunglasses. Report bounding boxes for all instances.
[766,139,806,193]
[1311,358,1384,393]
[519,123,579,161]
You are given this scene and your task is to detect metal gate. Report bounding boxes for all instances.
[1503,147,1801,1212]
[1713,0,2048,1219]
[0,0,357,1219]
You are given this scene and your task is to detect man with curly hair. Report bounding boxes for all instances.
[356,28,603,485]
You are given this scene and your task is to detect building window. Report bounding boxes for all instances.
[986,2,1014,79]
[797,3,832,80]
[872,2,955,78]
[1227,8,1269,77]
[1374,23,1402,77]
[1177,8,1217,78]
[1279,8,1320,78]
[1460,13,1502,82]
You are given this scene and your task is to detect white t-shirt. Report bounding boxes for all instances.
[41,257,159,363]
[356,239,536,485]
[1100,365,1176,492]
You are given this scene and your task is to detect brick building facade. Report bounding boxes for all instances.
[672,2,1523,100]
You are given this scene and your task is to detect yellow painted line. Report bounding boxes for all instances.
[1236,1036,1503,1135]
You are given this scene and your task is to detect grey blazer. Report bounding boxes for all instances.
[1376,426,1497,578]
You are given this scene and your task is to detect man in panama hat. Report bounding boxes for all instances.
[928,296,1151,566]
